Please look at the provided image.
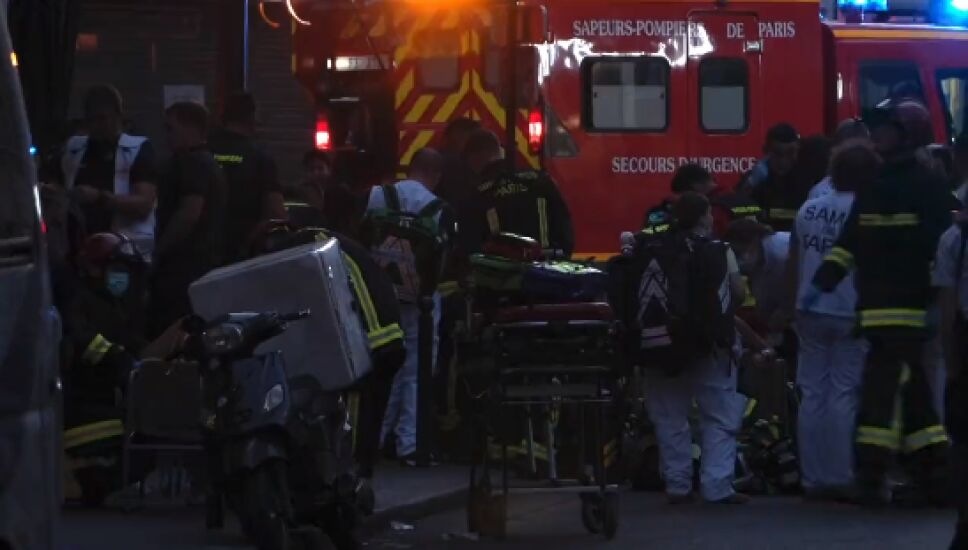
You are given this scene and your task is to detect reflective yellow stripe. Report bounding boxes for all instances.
[641,224,669,235]
[437,281,460,297]
[825,246,854,270]
[744,398,758,418]
[859,308,927,329]
[858,213,919,227]
[741,277,757,307]
[82,334,112,366]
[343,254,379,331]
[64,420,124,451]
[213,154,244,164]
[368,323,404,350]
[732,205,762,215]
[857,425,901,451]
[486,208,500,235]
[537,197,549,248]
[488,440,550,461]
[768,208,798,220]
[904,425,948,452]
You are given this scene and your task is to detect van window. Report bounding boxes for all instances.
[858,62,924,119]
[938,70,968,141]
[414,29,460,91]
[699,58,748,133]
[585,57,669,131]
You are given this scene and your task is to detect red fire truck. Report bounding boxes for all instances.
[281,0,968,257]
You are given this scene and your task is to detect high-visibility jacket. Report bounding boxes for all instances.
[813,155,952,334]
[752,174,804,233]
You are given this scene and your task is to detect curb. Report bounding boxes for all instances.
[363,486,468,534]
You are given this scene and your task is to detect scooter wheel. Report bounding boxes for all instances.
[244,460,293,550]
[601,493,619,540]
[580,493,603,535]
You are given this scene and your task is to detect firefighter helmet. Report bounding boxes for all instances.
[78,232,143,273]
[871,97,934,150]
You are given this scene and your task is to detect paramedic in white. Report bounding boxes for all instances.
[368,148,447,465]
[62,85,157,259]
[791,141,875,498]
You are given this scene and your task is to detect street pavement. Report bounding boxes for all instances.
[63,485,958,549]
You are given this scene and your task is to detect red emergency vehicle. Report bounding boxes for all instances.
[280,0,968,257]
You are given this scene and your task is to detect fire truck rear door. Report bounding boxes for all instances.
[686,11,763,183]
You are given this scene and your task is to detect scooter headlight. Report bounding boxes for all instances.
[263,384,285,413]
[201,324,244,354]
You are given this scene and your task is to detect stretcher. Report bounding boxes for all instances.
[464,301,623,540]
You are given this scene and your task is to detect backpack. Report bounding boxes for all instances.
[608,230,734,373]
[361,184,451,303]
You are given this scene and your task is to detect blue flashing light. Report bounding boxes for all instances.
[951,0,968,13]
[28,145,36,156]
[838,0,889,11]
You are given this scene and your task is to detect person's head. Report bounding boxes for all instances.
[83,85,124,142]
[796,135,832,185]
[443,118,481,155]
[222,92,257,135]
[78,232,145,298]
[833,118,870,147]
[165,102,209,151]
[463,129,503,175]
[725,218,775,275]
[408,147,444,191]
[870,97,934,158]
[829,139,882,194]
[670,163,716,196]
[303,150,332,184]
[764,123,800,178]
[672,192,713,236]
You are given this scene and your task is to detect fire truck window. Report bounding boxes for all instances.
[415,29,460,91]
[585,57,669,131]
[938,70,968,141]
[699,58,748,133]
[858,62,924,120]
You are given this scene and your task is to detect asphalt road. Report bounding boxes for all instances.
[63,492,958,550]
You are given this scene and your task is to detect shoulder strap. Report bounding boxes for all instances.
[956,223,968,296]
[382,184,401,212]
[417,198,444,218]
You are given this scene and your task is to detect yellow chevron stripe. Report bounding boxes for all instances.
[401,130,435,166]
[396,68,415,109]
[471,28,481,54]
[395,13,434,64]
[432,72,470,122]
[405,94,436,123]
[460,31,471,56]
[471,70,503,123]
[370,14,387,37]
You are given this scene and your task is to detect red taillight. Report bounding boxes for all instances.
[315,117,331,151]
[528,108,544,154]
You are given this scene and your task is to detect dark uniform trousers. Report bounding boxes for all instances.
[856,333,948,484]
[948,377,968,548]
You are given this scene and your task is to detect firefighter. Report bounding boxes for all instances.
[808,97,952,506]
[745,123,802,233]
[460,129,574,257]
[62,232,148,506]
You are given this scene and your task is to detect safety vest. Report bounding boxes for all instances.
[62,134,155,260]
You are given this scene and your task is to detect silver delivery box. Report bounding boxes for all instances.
[189,238,372,390]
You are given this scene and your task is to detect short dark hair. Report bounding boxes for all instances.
[166,102,209,134]
[672,192,711,231]
[223,92,256,125]
[725,218,774,248]
[830,141,881,193]
[765,123,799,146]
[84,84,123,115]
[833,118,870,146]
[463,128,501,159]
[444,117,481,139]
[303,149,331,168]
[409,147,444,176]
[671,163,713,194]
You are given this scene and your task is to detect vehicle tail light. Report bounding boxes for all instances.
[528,107,544,154]
[315,116,332,151]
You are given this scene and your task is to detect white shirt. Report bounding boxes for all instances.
[793,191,858,319]
[807,176,834,201]
[750,232,791,319]
[366,179,440,218]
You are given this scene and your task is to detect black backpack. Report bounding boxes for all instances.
[609,230,734,374]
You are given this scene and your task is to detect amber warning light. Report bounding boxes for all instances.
[528,108,544,154]
[315,117,332,151]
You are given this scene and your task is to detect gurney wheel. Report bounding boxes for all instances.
[580,492,618,540]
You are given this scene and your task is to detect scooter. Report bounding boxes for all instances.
[179,310,367,550]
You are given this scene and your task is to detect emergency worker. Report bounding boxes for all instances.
[808,118,871,200]
[461,129,574,256]
[208,92,287,262]
[642,193,749,505]
[63,232,148,506]
[791,141,877,499]
[933,208,968,548]
[366,148,454,465]
[62,85,157,260]
[808,98,952,505]
[725,219,792,335]
[746,123,802,233]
